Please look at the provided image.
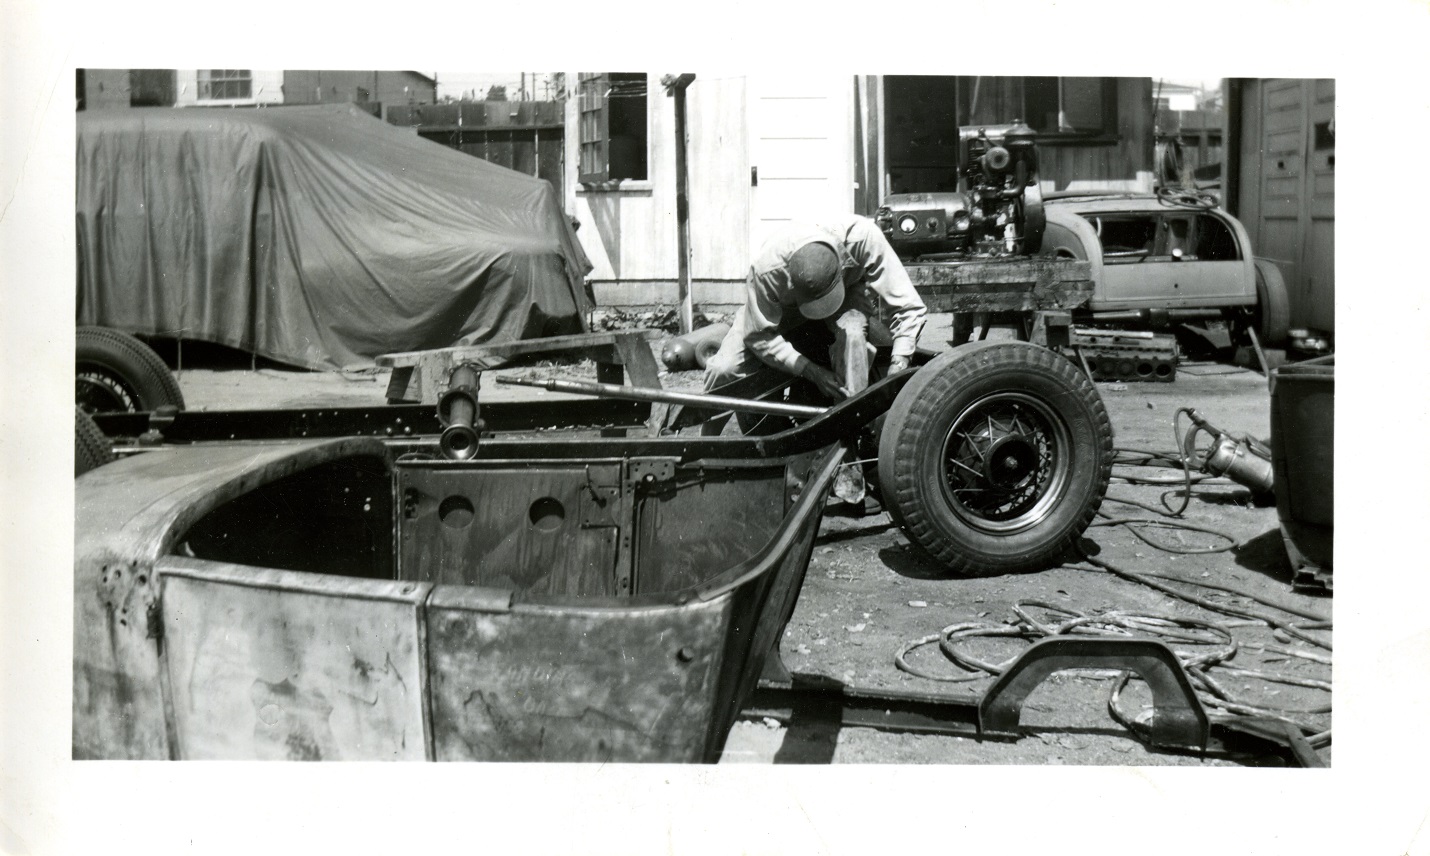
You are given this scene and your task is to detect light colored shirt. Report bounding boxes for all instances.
[735,215,928,376]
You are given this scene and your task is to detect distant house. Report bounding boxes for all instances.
[273,70,437,108]
[563,74,1156,309]
[76,69,436,111]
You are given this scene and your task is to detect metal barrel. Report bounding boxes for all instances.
[496,376,825,419]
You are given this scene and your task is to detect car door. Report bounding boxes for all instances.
[1155,212,1252,305]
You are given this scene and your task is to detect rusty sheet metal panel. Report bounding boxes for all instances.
[73,437,387,760]
[907,257,1093,313]
[425,589,728,762]
[159,558,432,761]
[397,463,624,596]
[633,464,787,594]
[699,450,841,743]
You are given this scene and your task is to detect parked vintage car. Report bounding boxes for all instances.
[1041,189,1290,345]
[77,105,593,372]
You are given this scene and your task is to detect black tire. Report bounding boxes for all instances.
[75,406,115,476]
[76,327,185,414]
[1253,259,1291,347]
[877,340,1113,576]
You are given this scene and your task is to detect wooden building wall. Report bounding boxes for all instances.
[1228,78,1335,333]
[386,101,564,196]
[959,76,1155,191]
[565,75,1158,309]
[566,74,751,307]
[173,70,284,106]
[283,71,436,106]
[78,70,132,110]
[1043,78,1154,191]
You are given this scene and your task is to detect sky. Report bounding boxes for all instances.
[432,71,563,101]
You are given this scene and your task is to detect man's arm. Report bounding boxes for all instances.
[741,268,814,376]
[843,217,928,360]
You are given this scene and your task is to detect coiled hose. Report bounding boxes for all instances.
[893,407,1332,751]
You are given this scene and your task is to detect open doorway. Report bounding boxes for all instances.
[882,76,961,195]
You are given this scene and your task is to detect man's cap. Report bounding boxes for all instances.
[788,242,844,320]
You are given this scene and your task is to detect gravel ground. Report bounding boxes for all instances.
[165,321,1332,766]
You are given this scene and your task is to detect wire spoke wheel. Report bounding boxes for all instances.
[76,369,141,414]
[878,341,1112,576]
[942,393,1071,532]
[75,327,185,414]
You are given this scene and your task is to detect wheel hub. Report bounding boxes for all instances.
[940,392,1071,533]
[983,435,1039,488]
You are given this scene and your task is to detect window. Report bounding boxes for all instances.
[197,69,252,101]
[578,73,648,184]
[1022,77,1116,137]
[1191,214,1238,261]
[1085,212,1240,263]
[1090,215,1157,260]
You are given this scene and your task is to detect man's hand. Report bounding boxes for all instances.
[801,364,850,400]
[888,356,911,374]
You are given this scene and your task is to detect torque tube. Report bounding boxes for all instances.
[497,376,825,419]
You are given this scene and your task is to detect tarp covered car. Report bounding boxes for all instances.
[77,105,593,371]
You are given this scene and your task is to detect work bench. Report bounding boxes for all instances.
[378,328,666,405]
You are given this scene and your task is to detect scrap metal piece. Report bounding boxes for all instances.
[978,636,1208,751]
[747,635,1321,764]
[1070,329,1179,382]
[832,463,867,504]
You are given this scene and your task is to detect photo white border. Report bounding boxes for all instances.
[4,1,1428,853]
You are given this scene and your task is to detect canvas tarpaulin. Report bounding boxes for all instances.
[76,104,593,370]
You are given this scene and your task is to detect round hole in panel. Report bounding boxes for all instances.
[439,495,475,529]
[529,497,565,532]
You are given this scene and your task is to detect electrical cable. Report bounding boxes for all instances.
[892,406,1329,757]
[893,594,1331,756]
[1075,553,1330,651]
[1092,511,1240,554]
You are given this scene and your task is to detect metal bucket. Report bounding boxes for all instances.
[1269,355,1334,585]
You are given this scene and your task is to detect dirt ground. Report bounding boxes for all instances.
[167,320,1331,766]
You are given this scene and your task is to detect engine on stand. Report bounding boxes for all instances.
[876,121,1045,260]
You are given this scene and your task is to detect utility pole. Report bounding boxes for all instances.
[662,74,697,334]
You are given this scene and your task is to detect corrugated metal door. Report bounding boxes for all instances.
[748,76,855,253]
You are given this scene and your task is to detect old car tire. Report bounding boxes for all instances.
[1253,260,1291,347]
[75,406,115,476]
[76,327,185,413]
[877,341,1112,576]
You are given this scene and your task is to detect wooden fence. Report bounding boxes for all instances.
[385,101,565,198]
